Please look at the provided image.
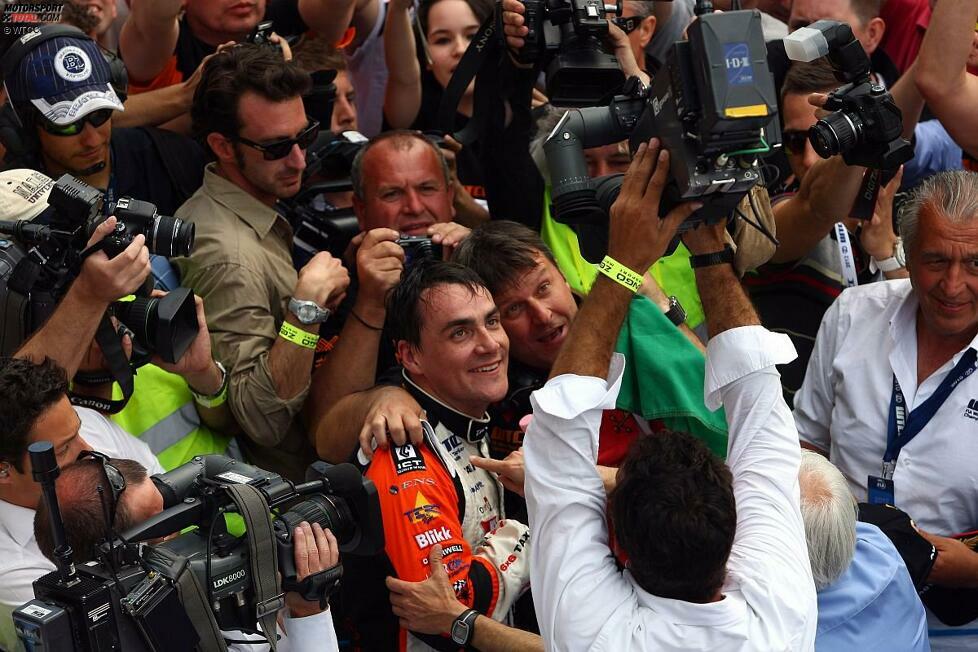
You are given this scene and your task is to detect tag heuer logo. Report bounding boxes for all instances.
[964,399,978,421]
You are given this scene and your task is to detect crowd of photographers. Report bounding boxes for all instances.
[1,0,978,650]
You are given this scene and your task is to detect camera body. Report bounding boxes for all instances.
[397,235,443,268]
[15,453,384,651]
[784,20,912,170]
[0,174,197,358]
[517,0,626,106]
[90,197,195,259]
[544,9,780,262]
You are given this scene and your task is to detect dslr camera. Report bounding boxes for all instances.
[14,444,384,651]
[0,174,198,378]
[783,20,913,170]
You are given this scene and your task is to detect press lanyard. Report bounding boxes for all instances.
[834,222,858,289]
[883,348,978,479]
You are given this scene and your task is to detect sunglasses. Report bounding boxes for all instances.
[613,16,641,35]
[782,129,811,155]
[236,119,321,161]
[76,450,127,529]
[37,108,114,137]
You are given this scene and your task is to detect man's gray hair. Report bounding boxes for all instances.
[900,170,978,258]
[624,1,654,19]
[798,450,858,590]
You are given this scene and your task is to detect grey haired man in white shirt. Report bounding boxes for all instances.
[523,138,818,651]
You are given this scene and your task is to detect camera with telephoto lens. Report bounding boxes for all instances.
[516,0,626,106]
[0,174,197,359]
[397,235,443,269]
[783,20,913,170]
[14,446,384,651]
[543,2,781,262]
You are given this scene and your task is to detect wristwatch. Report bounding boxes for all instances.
[664,296,686,326]
[873,239,906,273]
[688,244,735,268]
[450,609,479,646]
[288,298,331,325]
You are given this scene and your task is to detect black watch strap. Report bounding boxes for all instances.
[688,244,734,269]
[451,608,479,646]
[664,296,686,326]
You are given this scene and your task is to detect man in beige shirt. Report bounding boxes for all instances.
[174,45,349,481]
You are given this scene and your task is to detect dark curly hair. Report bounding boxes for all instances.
[0,357,68,472]
[610,430,737,603]
[191,43,311,154]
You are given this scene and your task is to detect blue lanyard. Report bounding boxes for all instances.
[884,347,978,478]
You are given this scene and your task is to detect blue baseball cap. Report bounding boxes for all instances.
[5,34,124,125]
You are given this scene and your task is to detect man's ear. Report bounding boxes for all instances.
[862,17,885,55]
[206,132,236,165]
[0,461,14,484]
[639,15,656,49]
[398,340,424,376]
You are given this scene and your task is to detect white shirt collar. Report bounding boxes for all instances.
[628,570,745,628]
[0,498,37,548]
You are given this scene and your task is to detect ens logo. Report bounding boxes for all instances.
[415,526,452,549]
[404,491,440,525]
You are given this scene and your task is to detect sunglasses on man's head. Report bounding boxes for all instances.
[76,450,127,529]
[613,16,641,35]
[37,108,113,137]
[782,129,811,156]
[236,119,321,161]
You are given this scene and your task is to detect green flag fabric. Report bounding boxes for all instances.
[615,294,729,458]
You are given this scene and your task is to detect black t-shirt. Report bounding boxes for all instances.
[110,127,205,215]
[174,0,309,80]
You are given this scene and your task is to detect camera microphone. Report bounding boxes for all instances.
[29,442,76,583]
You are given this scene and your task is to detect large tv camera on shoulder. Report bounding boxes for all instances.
[14,443,384,651]
[543,1,780,262]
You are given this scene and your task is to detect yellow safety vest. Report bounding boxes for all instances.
[539,187,706,328]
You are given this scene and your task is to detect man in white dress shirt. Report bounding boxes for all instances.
[524,138,818,651]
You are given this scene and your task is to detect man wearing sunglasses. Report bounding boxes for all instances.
[0,356,163,651]
[174,45,350,483]
[2,30,207,221]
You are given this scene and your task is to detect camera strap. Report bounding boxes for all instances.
[68,314,137,414]
[436,10,503,145]
[224,483,283,650]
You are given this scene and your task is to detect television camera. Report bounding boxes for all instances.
[13,443,384,651]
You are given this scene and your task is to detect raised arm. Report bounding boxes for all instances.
[382,0,424,128]
[769,153,866,264]
[118,0,182,83]
[299,0,379,48]
[916,0,978,157]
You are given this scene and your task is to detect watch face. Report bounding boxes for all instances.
[451,621,469,645]
[298,304,318,323]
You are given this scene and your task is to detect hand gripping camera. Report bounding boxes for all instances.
[517,0,627,106]
[14,446,384,651]
[783,20,913,170]
[544,3,780,262]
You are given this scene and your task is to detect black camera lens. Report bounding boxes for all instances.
[149,215,195,258]
[111,287,199,364]
[810,111,862,159]
[275,495,356,547]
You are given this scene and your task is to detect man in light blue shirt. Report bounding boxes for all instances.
[799,451,930,651]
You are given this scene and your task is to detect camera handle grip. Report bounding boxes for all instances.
[279,545,344,611]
